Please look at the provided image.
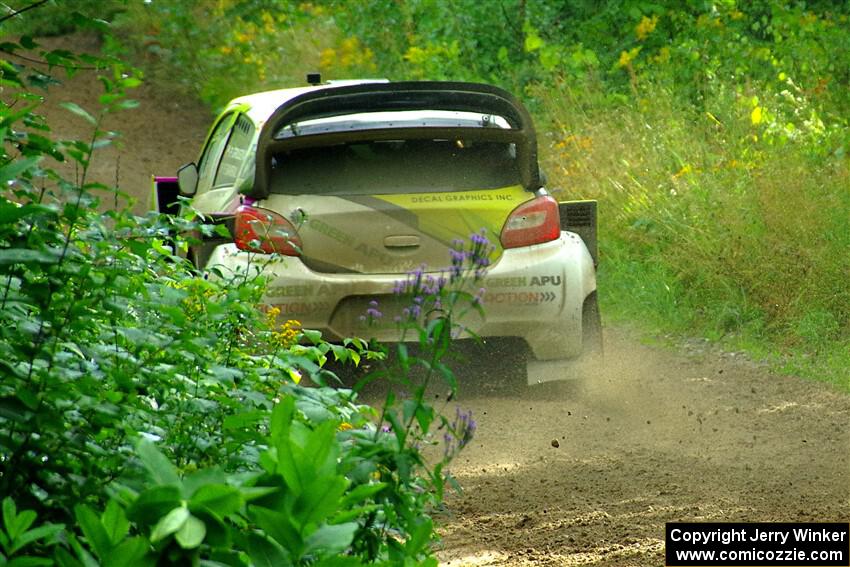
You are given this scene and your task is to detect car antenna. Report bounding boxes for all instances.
[306,72,322,85]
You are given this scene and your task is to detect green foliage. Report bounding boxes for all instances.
[0,497,64,563]
[0,15,485,564]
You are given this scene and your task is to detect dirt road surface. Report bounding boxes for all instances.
[39,34,850,567]
[435,329,850,566]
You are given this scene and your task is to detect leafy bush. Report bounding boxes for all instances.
[0,25,486,565]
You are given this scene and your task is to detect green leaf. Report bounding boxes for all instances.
[7,556,53,566]
[246,533,290,567]
[303,523,358,557]
[12,523,63,554]
[101,500,129,546]
[54,547,84,567]
[0,249,57,265]
[0,397,31,422]
[0,157,40,186]
[402,399,417,426]
[405,517,433,553]
[116,99,140,110]
[301,476,347,528]
[0,201,50,225]
[127,486,182,529]
[222,410,264,431]
[181,468,226,500]
[59,102,97,125]
[239,486,280,503]
[136,440,180,487]
[250,507,301,556]
[101,537,150,567]
[339,483,387,507]
[270,399,303,493]
[303,421,338,478]
[74,505,110,559]
[174,515,205,549]
[524,32,544,52]
[302,329,322,344]
[3,498,18,538]
[189,485,242,519]
[15,388,39,411]
[149,506,189,543]
[12,510,37,543]
[65,532,99,567]
[384,409,406,447]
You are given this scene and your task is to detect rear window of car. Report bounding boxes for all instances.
[268,139,521,195]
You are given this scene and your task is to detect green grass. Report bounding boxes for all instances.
[537,79,850,389]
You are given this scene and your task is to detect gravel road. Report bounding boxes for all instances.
[435,329,850,566]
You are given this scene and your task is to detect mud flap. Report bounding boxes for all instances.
[526,351,602,386]
[527,290,604,385]
[526,358,579,385]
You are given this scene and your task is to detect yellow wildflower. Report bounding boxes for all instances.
[272,319,301,349]
[338,422,353,431]
[673,164,692,178]
[320,48,336,69]
[261,10,275,34]
[404,46,428,65]
[635,15,659,40]
[618,47,641,68]
[800,12,818,26]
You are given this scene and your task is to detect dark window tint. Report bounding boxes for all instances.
[214,115,255,187]
[197,114,235,193]
[269,139,520,195]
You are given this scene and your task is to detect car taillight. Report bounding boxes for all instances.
[500,196,561,249]
[233,205,302,255]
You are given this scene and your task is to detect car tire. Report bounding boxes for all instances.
[582,291,603,358]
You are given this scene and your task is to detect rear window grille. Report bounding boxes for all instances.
[560,202,594,227]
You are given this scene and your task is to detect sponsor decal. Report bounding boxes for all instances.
[485,291,557,304]
[409,193,515,203]
[530,275,561,286]
[269,301,330,315]
[309,217,350,245]
[485,275,562,288]
[266,285,314,298]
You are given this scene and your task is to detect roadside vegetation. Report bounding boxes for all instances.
[0,7,485,564]
[90,0,850,385]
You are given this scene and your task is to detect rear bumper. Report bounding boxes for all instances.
[207,231,596,360]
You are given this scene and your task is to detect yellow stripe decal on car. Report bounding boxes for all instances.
[373,184,531,254]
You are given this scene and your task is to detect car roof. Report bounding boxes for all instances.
[228,80,390,126]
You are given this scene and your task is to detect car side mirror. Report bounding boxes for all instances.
[177,163,199,196]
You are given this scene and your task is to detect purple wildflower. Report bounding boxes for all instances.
[472,287,486,306]
[444,407,477,459]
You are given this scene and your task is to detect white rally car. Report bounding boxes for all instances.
[153,79,601,384]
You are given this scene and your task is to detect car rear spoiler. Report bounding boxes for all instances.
[246,81,541,199]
